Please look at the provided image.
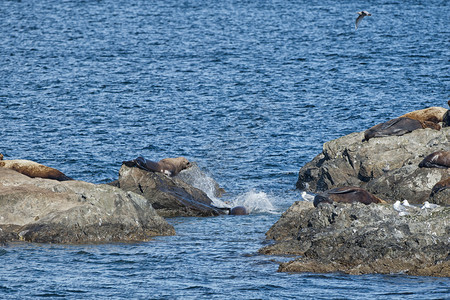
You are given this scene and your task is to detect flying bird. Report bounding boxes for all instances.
[355,11,371,29]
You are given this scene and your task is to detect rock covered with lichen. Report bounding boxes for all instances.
[296,127,449,204]
[260,201,449,277]
[0,168,175,244]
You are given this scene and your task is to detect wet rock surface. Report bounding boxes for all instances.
[0,168,175,244]
[260,201,450,277]
[296,127,449,204]
[111,164,223,217]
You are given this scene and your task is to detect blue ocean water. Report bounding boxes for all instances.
[1,0,449,298]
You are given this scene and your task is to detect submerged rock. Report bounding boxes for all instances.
[0,168,175,244]
[296,127,449,204]
[260,201,450,277]
[111,164,223,217]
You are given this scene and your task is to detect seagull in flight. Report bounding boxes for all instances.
[355,11,371,29]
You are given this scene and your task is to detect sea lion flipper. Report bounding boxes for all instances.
[136,157,162,173]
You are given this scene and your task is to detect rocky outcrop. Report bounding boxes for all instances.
[260,201,450,277]
[296,127,449,204]
[0,168,175,244]
[111,164,223,217]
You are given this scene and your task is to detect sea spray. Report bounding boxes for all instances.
[232,190,277,214]
[175,162,228,207]
[176,163,278,213]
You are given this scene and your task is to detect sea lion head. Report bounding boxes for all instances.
[176,157,191,170]
[229,206,249,215]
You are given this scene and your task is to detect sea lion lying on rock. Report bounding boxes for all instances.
[0,156,73,181]
[363,117,438,141]
[123,156,191,177]
[430,178,450,197]
[399,106,448,124]
[313,187,386,207]
[419,151,450,169]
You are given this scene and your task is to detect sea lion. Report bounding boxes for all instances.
[418,151,450,169]
[364,117,424,141]
[443,101,450,127]
[229,206,249,215]
[399,107,447,124]
[123,156,191,177]
[313,186,386,207]
[0,159,73,181]
[430,178,450,197]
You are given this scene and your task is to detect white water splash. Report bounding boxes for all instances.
[177,164,278,214]
[176,162,229,208]
[231,190,277,214]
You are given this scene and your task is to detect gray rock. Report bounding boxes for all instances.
[112,164,223,217]
[260,201,450,277]
[0,168,175,244]
[431,188,450,206]
[366,165,448,204]
[296,127,449,204]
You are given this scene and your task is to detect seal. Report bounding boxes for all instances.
[123,156,191,177]
[313,186,386,207]
[364,117,424,141]
[430,178,450,197]
[0,159,73,181]
[399,107,448,124]
[418,151,450,169]
[229,206,249,215]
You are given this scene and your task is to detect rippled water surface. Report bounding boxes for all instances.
[1,0,449,298]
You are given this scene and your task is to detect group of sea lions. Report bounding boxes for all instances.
[0,153,249,215]
[314,104,450,207]
[2,105,448,211]
[364,105,449,141]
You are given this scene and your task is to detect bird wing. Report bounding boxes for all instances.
[355,15,364,29]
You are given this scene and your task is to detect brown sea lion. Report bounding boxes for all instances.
[123,156,191,177]
[313,187,386,207]
[418,151,450,169]
[430,178,450,197]
[0,159,73,181]
[364,117,424,141]
[399,107,447,124]
[229,206,249,215]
